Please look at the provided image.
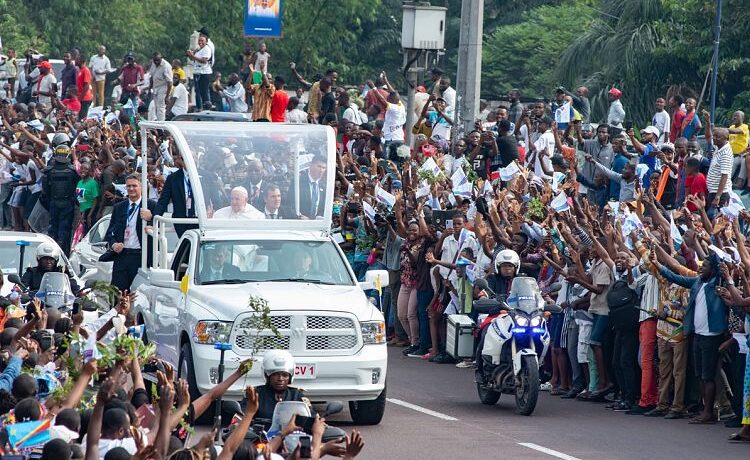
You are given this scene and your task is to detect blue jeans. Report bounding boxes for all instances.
[48,202,75,255]
[416,290,433,352]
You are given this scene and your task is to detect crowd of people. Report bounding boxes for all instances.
[0,25,747,459]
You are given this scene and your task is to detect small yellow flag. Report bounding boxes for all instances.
[374,274,382,297]
[180,274,189,294]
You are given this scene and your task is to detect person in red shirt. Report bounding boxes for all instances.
[61,87,82,114]
[683,156,707,211]
[269,76,289,122]
[669,94,686,142]
[75,53,94,120]
[365,79,388,120]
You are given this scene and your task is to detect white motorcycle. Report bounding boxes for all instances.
[475,277,560,415]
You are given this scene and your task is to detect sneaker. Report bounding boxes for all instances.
[402,345,419,356]
[432,352,455,364]
[605,400,623,410]
[626,404,656,415]
[456,360,474,368]
[643,408,668,417]
[612,401,632,412]
[539,382,553,391]
[407,348,429,358]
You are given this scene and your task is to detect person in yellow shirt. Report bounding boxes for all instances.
[172,59,186,83]
[728,111,749,188]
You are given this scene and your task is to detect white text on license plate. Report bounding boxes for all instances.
[295,364,316,379]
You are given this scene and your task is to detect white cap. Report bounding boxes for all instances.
[641,125,660,137]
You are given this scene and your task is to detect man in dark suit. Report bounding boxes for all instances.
[244,158,267,209]
[261,184,296,219]
[154,151,199,237]
[199,244,243,283]
[298,155,327,219]
[105,174,155,291]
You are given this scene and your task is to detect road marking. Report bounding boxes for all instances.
[386,398,458,421]
[518,443,582,460]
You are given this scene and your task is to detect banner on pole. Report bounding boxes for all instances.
[244,0,283,38]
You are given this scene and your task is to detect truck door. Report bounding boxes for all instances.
[152,238,193,365]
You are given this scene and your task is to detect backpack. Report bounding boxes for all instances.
[607,279,640,332]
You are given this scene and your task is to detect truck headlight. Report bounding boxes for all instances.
[361,321,386,344]
[194,321,233,344]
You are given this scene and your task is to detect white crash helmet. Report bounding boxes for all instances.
[494,249,520,275]
[36,242,61,263]
[262,349,295,383]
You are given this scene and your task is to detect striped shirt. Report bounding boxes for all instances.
[706,143,733,193]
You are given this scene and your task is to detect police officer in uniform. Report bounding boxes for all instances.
[41,143,80,255]
[21,241,81,294]
[252,350,305,421]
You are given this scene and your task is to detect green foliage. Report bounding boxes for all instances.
[482,2,596,98]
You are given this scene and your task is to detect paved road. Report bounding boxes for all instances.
[323,347,748,460]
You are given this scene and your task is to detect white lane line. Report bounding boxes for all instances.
[518,443,582,460]
[386,398,458,421]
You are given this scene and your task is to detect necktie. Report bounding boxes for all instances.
[185,177,194,217]
[128,202,137,221]
[311,182,319,216]
[267,213,277,219]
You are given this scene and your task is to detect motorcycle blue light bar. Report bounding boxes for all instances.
[532,327,545,334]
[511,327,527,334]
[214,342,233,351]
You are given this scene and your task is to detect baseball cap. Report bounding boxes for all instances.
[608,88,622,98]
[37,61,52,70]
[641,125,660,137]
[659,142,675,152]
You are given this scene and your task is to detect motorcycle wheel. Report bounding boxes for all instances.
[515,355,539,416]
[477,382,501,405]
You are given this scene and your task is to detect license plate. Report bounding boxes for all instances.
[294,363,316,380]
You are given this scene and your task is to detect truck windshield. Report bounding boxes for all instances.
[196,240,354,286]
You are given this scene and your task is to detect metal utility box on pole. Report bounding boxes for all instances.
[455,0,483,136]
[401,2,447,147]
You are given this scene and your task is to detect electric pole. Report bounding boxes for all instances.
[455,0,483,135]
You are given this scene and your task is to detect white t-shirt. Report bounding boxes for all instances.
[111,84,122,103]
[532,131,555,180]
[255,51,270,72]
[343,104,367,125]
[34,73,57,106]
[693,283,720,336]
[27,160,42,194]
[170,83,189,116]
[651,110,671,144]
[192,46,213,75]
[442,86,456,110]
[285,108,308,124]
[89,54,113,82]
[383,102,406,142]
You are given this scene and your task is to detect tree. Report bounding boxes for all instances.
[482,2,595,99]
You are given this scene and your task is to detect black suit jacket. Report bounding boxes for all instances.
[298,173,326,219]
[199,262,243,282]
[105,199,156,265]
[155,169,199,237]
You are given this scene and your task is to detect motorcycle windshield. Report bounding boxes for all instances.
[36,272,74,309]
[507,277,544,315]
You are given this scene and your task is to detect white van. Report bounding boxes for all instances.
[131,122,388,425]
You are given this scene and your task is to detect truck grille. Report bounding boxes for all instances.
[231,312,360,356]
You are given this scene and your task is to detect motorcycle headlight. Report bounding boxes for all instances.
[515,316,529,327]
[530,315,542,327]
[361,321,386,344]
[194,321,233,344]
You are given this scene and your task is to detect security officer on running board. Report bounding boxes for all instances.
[41,143,80,255]
[104,173,155,291]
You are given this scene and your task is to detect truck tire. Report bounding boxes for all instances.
[348,385,386,425]
[178,343,212,425]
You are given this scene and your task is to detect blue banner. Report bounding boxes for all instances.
[244,0,283,38]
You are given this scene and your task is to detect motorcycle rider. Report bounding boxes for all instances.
[41,143,80,255]
[21,242,80,295]
[475,249,520,385]
[253,350,305,421]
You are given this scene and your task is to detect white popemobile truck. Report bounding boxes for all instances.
[130,122,388,425]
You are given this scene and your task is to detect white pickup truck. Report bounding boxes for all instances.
[130,122,388,425]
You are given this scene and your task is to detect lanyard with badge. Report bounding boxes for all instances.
[184,175,193,212]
